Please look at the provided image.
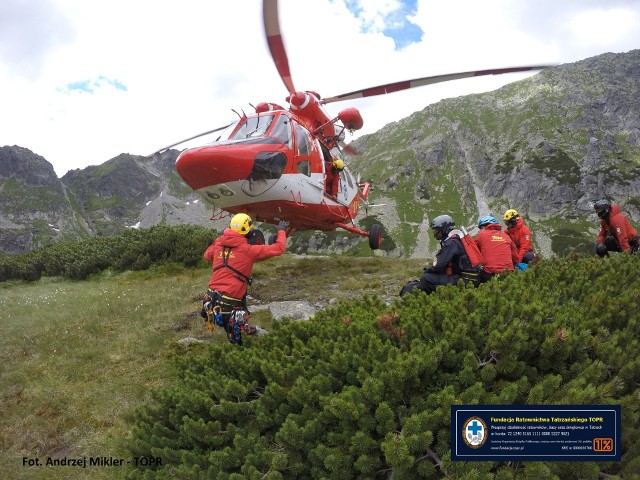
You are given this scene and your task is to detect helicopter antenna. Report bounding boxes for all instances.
[148,122,235,156]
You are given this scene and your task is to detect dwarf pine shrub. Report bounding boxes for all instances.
[126,254,640,479]
[0,224,214,281]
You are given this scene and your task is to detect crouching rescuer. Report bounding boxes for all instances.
[202,213,288,345]
[594,199,639,257]
[400,214,483,295]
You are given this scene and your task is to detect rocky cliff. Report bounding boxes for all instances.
[0,148,218,253]
[348,49,640,257]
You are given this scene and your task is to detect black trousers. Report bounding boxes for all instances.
[596,236,639,257]
[419,272,460,294]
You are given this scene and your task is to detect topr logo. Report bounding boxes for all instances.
[462,416,488,448]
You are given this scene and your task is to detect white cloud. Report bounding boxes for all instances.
[0,0,638,177]
[568,8,639,48]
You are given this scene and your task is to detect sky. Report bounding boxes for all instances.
[1,0,639,177]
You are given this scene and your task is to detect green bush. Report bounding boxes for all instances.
[126,254,640,479]
[0,225,216,282]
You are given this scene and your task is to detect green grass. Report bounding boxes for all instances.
[0,256,425,479]
[0,265,211,479]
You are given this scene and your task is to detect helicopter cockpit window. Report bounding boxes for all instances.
[230,115,275,140]
[270,115,292,146]
[213,122,240,142]
[295,124,311,156]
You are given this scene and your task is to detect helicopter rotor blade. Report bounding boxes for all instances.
[263,0,296,94]
[322,65,553,104]
[338,141,359,156]
[148,122,234,157]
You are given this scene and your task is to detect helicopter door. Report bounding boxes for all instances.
[328,147,358,205]
[293,124,324,192]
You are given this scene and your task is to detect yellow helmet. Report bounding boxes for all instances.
[229,213,254,235]
[503,209,519,221]
[332,159,344,170]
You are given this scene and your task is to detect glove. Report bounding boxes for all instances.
[595,243,608,257]
[515,262,528,271]
[276,220,289,231]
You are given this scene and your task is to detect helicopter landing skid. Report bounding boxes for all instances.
[336,222,383,250]
[335,222,368,238]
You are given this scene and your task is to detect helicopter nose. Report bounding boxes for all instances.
[175,145,255,190]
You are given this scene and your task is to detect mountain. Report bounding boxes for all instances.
[0,147,227,254]
[1,50,639,256]
[348,49,640,257]
[0,146,88,253]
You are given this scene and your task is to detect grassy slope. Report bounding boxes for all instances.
[0,256,424,480]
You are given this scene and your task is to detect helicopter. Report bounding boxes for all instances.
[154,0,550,250]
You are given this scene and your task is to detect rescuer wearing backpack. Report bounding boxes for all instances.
[594,199,640,257]
[503,209,536,265]
[474,215,518,282]
[400,214,482,295]
[202,213,289,345]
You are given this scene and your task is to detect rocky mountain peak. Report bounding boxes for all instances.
[0,146,59,187]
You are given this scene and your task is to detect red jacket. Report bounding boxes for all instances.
[474,224,518,273]
[204,228,287,299]
[597,205,638,251]
[325,163,340,197]
[506,218,533,263]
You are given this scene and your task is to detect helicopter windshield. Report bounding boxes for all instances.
[269,114,292,146]
[230,115,275,140]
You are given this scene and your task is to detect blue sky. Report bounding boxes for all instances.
[61,76,127,94]
[0,0,638,176]
[345,0,423,49]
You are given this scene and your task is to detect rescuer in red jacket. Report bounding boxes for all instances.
[325,159,344,197]
[594,200,639,257]
[503,209,536,264]
[474,215,518,282]
[203,213,288,344]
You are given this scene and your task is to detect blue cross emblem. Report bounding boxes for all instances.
[468,420,483,436]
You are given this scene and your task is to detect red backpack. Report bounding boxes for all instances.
[448,227,484,269]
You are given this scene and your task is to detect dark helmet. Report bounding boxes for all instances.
[430,214,455,240]
[594,199,612,219]
[478,215,499,228]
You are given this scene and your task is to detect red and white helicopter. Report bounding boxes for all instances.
[155,0,549,250]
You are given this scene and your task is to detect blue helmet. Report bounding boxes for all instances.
[478,215,499,228]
